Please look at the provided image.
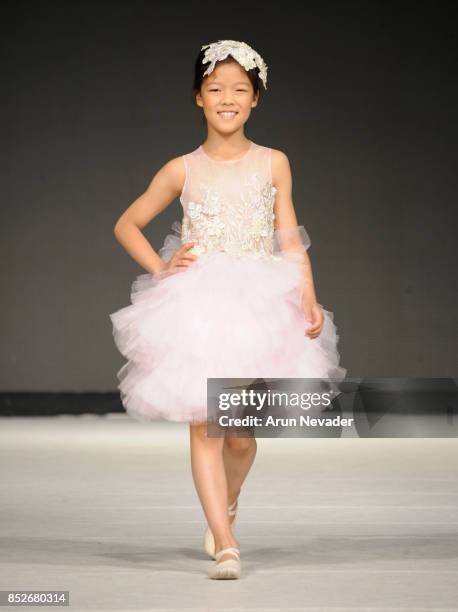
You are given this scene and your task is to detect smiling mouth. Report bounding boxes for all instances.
[217,111,238,120]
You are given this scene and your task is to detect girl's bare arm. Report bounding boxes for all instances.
[113,157,193,274]
[271,149,318,307]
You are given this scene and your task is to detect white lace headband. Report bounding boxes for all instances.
[201,40,268,90]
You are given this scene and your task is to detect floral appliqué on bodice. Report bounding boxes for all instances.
[181,172,278,260]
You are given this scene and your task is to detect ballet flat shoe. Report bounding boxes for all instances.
[208,546,241,580]
[204,498,238,559]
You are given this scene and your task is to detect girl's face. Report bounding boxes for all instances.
[196,61,258,134]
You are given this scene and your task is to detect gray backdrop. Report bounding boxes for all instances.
[2,0,456,392]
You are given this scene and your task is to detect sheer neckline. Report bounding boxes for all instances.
[199,140,255,163]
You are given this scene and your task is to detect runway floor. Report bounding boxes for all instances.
[0,415,457,611]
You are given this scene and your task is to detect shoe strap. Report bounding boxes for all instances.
[215,547,240,561]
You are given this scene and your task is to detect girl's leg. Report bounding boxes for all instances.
[189,422,239,562]
[223,433,257,512]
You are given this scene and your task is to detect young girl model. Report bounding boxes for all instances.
[109,40,346,580]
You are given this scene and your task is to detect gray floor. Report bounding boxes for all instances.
[0,415,457,612]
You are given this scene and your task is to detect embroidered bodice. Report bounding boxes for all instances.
[179,141,278,260]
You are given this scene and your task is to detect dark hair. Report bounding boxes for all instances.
[192,50,262,103]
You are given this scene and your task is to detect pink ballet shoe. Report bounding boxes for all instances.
[208,546,241,580]
[204,498,238,559]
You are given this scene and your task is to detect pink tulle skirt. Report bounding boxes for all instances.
[109,231,347,424]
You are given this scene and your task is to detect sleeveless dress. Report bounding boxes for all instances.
[109,141,347,424]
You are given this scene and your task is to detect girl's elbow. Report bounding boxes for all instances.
[114,217,127,237]
[114,213,142,238]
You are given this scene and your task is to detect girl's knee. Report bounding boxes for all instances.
[224,435,256,453]
[189,422,224,448]
[189,422,208,442]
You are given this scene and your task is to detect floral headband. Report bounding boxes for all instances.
[201,39,268,90]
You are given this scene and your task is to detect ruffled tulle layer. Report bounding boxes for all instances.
[109,225,347,424]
